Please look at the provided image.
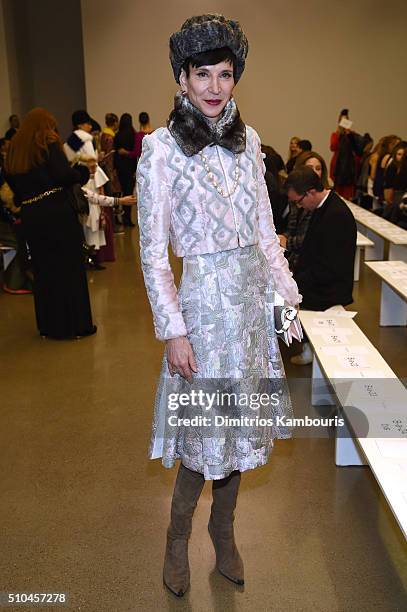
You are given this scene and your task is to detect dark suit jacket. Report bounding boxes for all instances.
[293,190,356,310]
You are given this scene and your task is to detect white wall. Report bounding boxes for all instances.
[81,0,407,164]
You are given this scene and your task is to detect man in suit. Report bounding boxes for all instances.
[285,166,357,364]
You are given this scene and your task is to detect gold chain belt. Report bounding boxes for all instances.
[21,187,63,205]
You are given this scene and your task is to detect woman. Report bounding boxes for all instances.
[100,113,124,234]
[286,136,300,173]
[137,14,301,597]
[114,113,137,227]
[64,109,97,165]
[329,109,361,199]
[5,108,96,339]
[262,144,288,234]
[100,113,121,192]
[371,135,400,208]
[126,112,153,164]
[383,142,407,211]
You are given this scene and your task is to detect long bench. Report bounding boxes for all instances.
[299,308,407,539]
[365,261,407,326]
[345,200,407,262]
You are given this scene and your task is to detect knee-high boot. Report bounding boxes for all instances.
[163,463,205,597]
[208,470,244,585]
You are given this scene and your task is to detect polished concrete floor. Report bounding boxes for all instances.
[1,229,406,612]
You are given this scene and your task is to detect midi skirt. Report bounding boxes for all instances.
[149,245,294,480]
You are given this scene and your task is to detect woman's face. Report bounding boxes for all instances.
[180,61,235,123]
[395,148,405,163]
[290,139,300,155]
[305,157,322,179]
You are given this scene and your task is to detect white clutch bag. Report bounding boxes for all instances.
[274,291,303,346]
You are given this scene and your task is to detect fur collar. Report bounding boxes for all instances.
[167,92,246,157]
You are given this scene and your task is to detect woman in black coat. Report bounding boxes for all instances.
[5,107,96,339]
[114,113,137,226]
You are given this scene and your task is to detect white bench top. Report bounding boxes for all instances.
[345,201,407,245]
[365,261,407,300]
[356,231,374,248]
[299,309,407,538]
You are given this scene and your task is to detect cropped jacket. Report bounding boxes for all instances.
[136,125,301,340]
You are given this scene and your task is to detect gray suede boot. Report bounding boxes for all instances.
[208,470,244,585]
[163,463,205,597]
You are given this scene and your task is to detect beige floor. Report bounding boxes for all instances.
[1,229,406,612]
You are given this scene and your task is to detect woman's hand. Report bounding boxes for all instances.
[166,337,198,383]
[118,148,129,156]
[278,234,287,249]
[120,195,137,206]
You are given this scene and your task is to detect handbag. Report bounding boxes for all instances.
[70,183,89,216]
[274,291,303,346]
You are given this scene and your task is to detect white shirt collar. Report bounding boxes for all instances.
[316,190,331,209]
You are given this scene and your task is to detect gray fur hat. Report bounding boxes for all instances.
[169,14,249,84]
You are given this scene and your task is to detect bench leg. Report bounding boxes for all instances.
[311,355,336,406]
[335,420,366,466]
[354,247,361,281]
[388,244,407,262]
[380,282,407,326]
[364,230,384,260]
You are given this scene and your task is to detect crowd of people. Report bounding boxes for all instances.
[0,108,149,336]
[0,103,406,343]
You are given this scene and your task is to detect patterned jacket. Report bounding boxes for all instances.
[136,126,301,340]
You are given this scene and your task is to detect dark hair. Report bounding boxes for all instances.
[118,113,134,132]
[72,163,90,186]
[182,46,237,79]
[139,112,149,126]
[90,118,101,133]
[298,139,312,152]
[261,144,285,176]
[391,141,407,169]
[9,114,18,123]
[285,166,324,194]
[105,113,118,127]
[72,109,92,128]
[116,113,135,150]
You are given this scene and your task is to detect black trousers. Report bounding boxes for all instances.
[116,168,135,225]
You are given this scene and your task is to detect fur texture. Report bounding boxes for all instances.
[170,14,248,84]
[167,92,246,157]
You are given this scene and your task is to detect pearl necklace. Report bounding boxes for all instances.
[199,150,240,198]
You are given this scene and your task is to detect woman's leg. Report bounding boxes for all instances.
[208,470,244,585]
[163,463,205,597]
